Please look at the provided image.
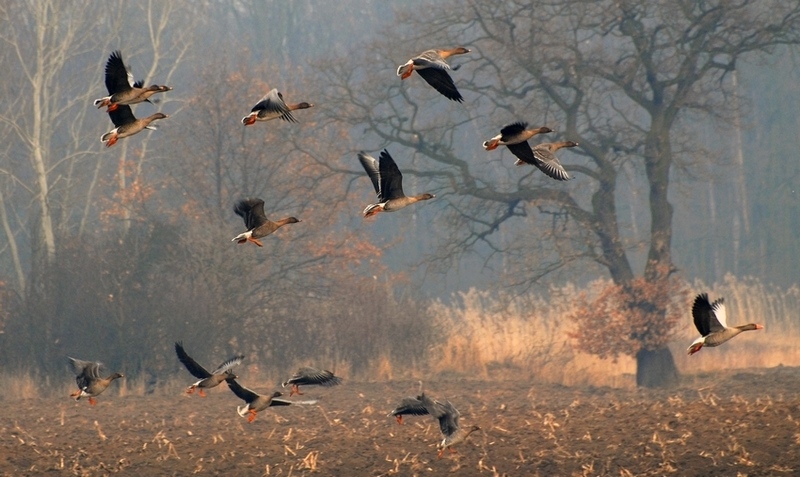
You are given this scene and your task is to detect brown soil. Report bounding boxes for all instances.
[2,367,800,476]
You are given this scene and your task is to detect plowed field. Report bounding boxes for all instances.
[3,367,800,476]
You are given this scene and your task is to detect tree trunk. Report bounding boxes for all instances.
[635,347,678,388]
[0,191,26,294]
[643,127,674,281]
[31,61,57,264]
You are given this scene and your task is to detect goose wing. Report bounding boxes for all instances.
[437,400,461,437]
[234,198,269,230]
[104,50,135,94]
[108,104,137,128]
[174,341,212,379]
[692,293,727,336]
[420,393,458,436]
[283,367,342,387]
[252,89,296,123]
[210,354,244,375]
[270,397,293,407]
[226,379,259,404]
[531,145,571,181]
[415,67,463,102]
[506,141,537,166]
[378,150,405,200]
[499,122,527,140]
[68,357,101,389]
[358,152,382,197]
[390,396,429,417]
[711,297,728,328]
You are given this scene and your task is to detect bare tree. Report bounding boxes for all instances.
[317,0,800,386]
[0,1,115,282]
[0,1,204,374]
[0,0,421,381]
[154,59,395,376]
[0,0,198,290]
[97,1,197,236]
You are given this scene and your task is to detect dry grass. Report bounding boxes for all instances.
[427,286,636,388]
[3,370,45,401]
[3,276,798,397]
[427,275,799,388]
[117,373,147,398]
[429,289,565,378]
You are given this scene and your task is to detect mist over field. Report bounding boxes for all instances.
[0,1,799,475]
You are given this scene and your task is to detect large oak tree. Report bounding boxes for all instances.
[317,0,800,386]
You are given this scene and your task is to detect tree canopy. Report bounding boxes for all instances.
[315,0,800,385]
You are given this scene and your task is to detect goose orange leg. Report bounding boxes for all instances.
[289,384,303,397]
[247,410,258,423]
[395,415,404,425]
[247,237,263,247]
[88,397,97,406]
[437,447,457,459]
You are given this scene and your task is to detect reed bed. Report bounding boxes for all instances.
[428,275,799,388]
[2,276,798,398]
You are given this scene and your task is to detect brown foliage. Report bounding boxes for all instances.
[99,168,157,225]
[568,268,688,361]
